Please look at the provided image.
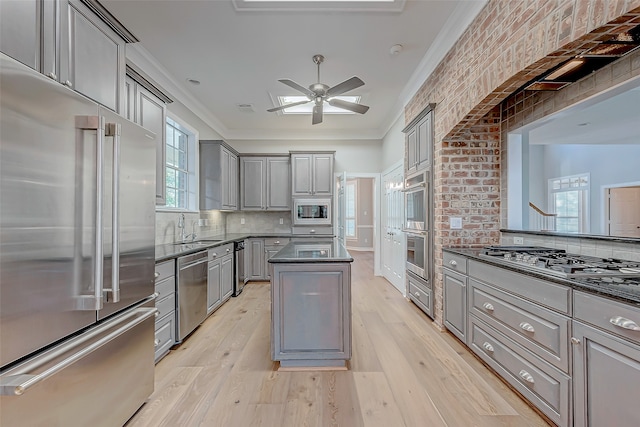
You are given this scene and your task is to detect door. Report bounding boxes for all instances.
[336,172,347,243]
[247,239,265,280]
[0,55,97,368]
[0,0,40,70]
[381,164,404,294]
[221,255,234,299]
[608,186,640,237]
[312,154,334,195]
[228,151,238,209]
[207,260,221,313]
[98,108,156,319]
[291,154,312,195]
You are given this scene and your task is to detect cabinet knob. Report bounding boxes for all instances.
[310,230,316,234]
[519,322,535,333]
[415,291,420,298]
[518,370,535,384]
[155,272,160,278]
[48,72,57,80]
[609,316,640,331]
[275,241,280,244]
[226,248,230,253]
[482,302,494,312]
[63,80,73,88]
[449,260,457,267]
[154,339,160,347]
[211,253,217,257]
[571,337,581,345]
[152,292,160,299]
[482,342,494,353]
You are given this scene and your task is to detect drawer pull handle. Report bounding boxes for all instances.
[275,240,280,244]
[154,339,160,348]
[226,248,230,253]
[415,291,421,298]
[152,292,160,299]
[609,316,640,331]
[449,260,457,267]
[482,302,494,312]
[154,272,160,279]
[519,370,535,384]
[571,337,581,345]
[482,342,494,353]
[519,322,535,333]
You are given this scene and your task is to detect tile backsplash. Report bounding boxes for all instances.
[226,211,292,234]
[155,210,226,245]
[501,232,640,263]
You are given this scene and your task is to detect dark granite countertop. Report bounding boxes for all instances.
[155,232,331,262]
[443,247,640,306]
[268,239,353,263]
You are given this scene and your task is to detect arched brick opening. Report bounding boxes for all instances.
[404,0,640,327]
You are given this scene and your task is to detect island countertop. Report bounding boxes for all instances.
[268,239,354,263]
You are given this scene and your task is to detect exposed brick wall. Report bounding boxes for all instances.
[404,0,640,327]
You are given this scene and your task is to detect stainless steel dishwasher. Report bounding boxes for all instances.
[176,250,208,342]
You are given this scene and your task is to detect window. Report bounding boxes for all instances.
[165,116,197,211]
[548,174,589,233]
[345,181,357,237]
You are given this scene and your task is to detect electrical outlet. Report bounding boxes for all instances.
[514,236,524,245]
[279,218,284,225]
[240,217,245,225]
[450,217,462,229]
[364,238,368,243]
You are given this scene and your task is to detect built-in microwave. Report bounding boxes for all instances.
[403,170,429,233]
[293,198,332,226]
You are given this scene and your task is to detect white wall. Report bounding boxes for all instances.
[380,114,405,171]
[167,99,223,140]
[227,139,382,173]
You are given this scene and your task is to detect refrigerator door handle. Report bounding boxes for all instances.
[104,123,121,303]
[75,115,105,310]
[0,307,157,396]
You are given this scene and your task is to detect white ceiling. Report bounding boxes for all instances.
[101,0,486,140]
[526,77,640,145]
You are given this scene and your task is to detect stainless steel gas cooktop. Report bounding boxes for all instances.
[479,246,640,279]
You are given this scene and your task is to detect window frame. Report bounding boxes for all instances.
[345,180,357,238]
[548,173,590,233]
[157,114,199,213]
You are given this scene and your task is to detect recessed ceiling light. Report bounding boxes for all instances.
[390,44,403,55]
[577,122,590,127]
[186,78,201,85]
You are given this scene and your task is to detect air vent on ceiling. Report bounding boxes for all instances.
[236,103,255,113]
[525,24,640,91]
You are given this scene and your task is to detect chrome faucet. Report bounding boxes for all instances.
[185,221,198,242]
[177,213,186,242]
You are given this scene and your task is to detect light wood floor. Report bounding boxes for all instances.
[126,252,550,426]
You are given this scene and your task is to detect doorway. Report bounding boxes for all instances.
[381,162,405,295]
[606,185,640,237]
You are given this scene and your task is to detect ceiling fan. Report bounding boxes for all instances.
[267,54,369,125]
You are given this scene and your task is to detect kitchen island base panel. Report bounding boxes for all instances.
[277,359,349,371]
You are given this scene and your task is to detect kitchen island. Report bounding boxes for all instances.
[268,239,353,370]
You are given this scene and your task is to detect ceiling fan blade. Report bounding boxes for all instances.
[326,76,364,97]
[327,98,370,114]
[267,100,310,112]
[312,103,323,125]
[278,79,314,98]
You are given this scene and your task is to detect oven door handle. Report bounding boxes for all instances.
[401,183,425,192]
[403,230,427,235]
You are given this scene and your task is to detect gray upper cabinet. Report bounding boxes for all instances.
[126,72,170,206]
[240,155,290,211]
[291,152,334,196]
[200,141,239,211]
[0,0,136,114]
[403,106,433,173]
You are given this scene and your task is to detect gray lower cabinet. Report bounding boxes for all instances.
[154,259,176,363]
[407,270,432,319]
[264,238,289,280]
[443,268,467,343]
[246,238,265,280]
[240,155,290,211]
[207,244,234,315]
[1,0,131,113]
[572,291,640,427]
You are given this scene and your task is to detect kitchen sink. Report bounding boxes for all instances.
[171,239,223,246]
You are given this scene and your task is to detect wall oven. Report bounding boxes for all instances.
[293,198,332,226]
[404,170,429,232]
[406,231,428,278]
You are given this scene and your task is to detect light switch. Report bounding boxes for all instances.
[240,217,245,225]
[450,217,462,229]
[279,218,284,225]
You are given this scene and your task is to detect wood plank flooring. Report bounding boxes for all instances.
[126,252,550,426]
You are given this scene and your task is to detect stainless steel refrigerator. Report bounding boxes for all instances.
[0,53,157,426]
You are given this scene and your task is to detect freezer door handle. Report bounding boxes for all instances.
[75,115,105,310]
[0,307,156,396]
[104,122,121,303]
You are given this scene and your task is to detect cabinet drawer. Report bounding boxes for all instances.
[155,276,175,300]
[264,237,290,247]
[469,279,570,373]
[154,314,174,363]
[208,243,233,261]
[155,259,175,282]
[291,226,333,236]
[156,293,175,321]
[407,272,432,318]
[469,260,571,314]
[443,251,467,274]
[574,290,640,346]
[469,318,570,427]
